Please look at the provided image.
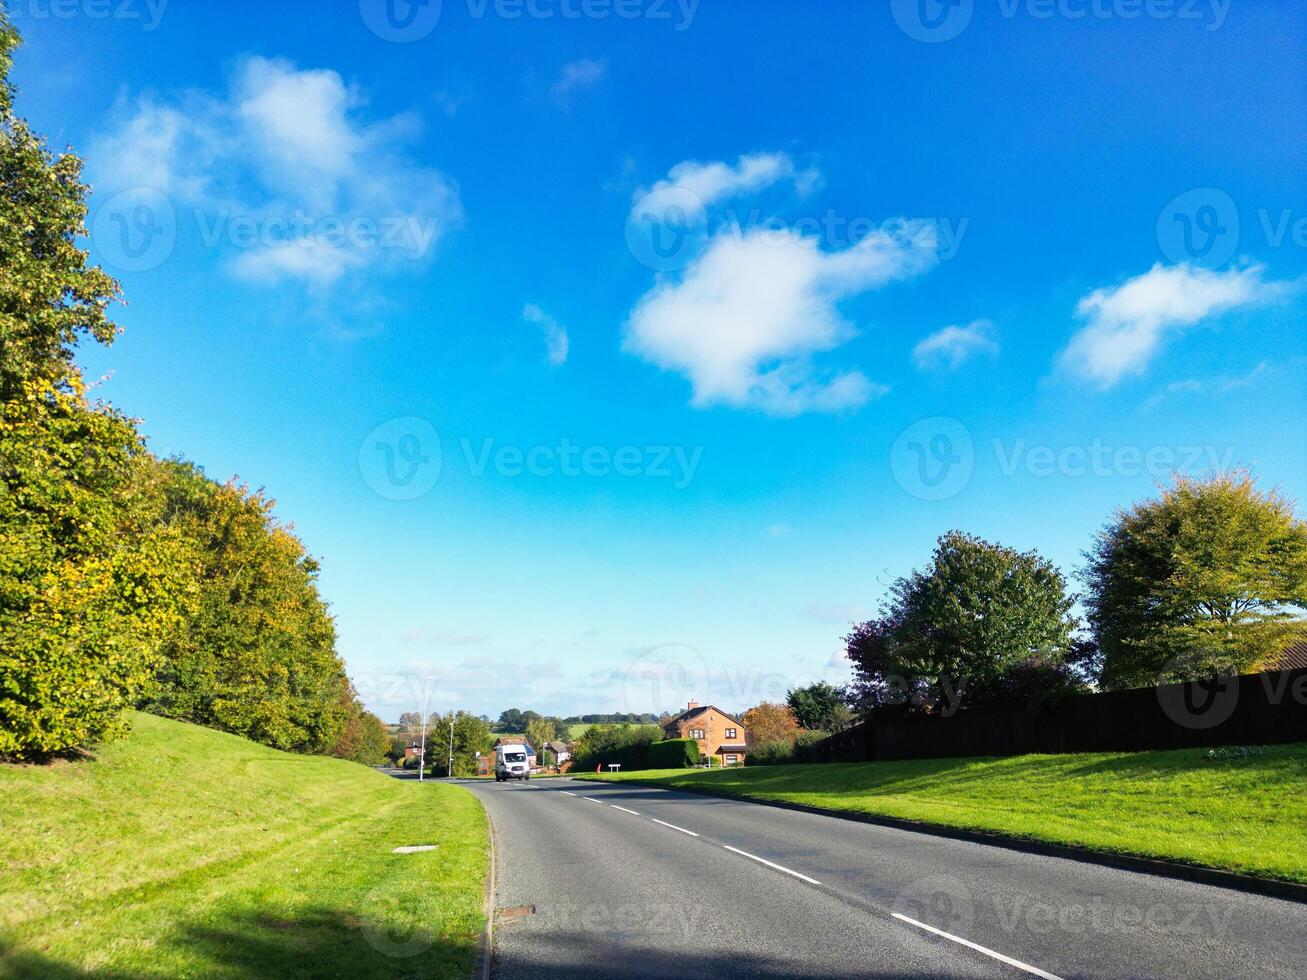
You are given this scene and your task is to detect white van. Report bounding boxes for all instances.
[494,744,530,781]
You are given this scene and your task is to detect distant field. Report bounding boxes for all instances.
[1,712,488,978]
[565,722,616,739]
[578,743,1307,883]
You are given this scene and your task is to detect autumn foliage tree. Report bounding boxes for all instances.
[742,702,799,745]
[0,14,358,759]
[0,16,191,758]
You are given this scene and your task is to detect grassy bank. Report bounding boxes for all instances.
[578,743,1307,883]
[1,712,488,979]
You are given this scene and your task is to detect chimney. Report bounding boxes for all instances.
[687,700,699,711]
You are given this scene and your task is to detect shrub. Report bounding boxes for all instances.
[647,737,699,769]
[570,724,660,771]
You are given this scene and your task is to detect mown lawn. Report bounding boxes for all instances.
[578,743,1307,883]
[0,712,488,979]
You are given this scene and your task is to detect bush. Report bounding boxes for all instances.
[570,724,660,771]
[647,737,699,769]
[747,730,831,766]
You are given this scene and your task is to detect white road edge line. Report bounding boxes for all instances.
[610,805,640,815]
[651,819,699,837]
[891,913,1064,980]
[721,845,821,886]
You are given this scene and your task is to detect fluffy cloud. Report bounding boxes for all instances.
[1059,263,1273,388]
[91,56,460,288]
[522,303,569,366]
[637,152,817,213]
[551,58,606,106]
[912,319,998,371]
[624,218,939,415]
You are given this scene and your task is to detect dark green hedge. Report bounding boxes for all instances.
[647,737,700,769]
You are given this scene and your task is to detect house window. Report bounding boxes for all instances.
[725,728,737,739]
[725,754,738,765]
[690,728,705,739]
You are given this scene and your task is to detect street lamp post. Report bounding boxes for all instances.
[447,718,454,779]
[417,682,431,783]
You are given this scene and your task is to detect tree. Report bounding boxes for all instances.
[398,711,423,733]
[1087,473,1307,689]
[141,459,350,754]
[785,682,852,731]
[427,711,493,777]
[0,15,190,759]
[525,717,556,757]
[742,703,799,744]
[845,531,1082,716]
[496,708,523,731]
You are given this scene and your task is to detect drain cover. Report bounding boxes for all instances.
[497,905,536,919]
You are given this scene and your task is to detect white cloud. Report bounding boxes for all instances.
[637,152,814,211]
[91,55,460,289]
[522,303,569,366]
[551,58,606,106]
[765,523,793,537]
[913,319,998,371]
[1059,263,1273,388]
[624,220,938,415]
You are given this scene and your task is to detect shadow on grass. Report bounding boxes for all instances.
[0,906,479,980]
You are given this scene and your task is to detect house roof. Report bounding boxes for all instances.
[544,741,569,752]
[1271,640,1307,671]
[664,705,743,727]
[716,744,748,753]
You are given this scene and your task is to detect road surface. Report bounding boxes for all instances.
[462,777,1307,979]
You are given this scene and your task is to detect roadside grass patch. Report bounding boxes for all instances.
[578,743,1307,883]
[0,712,488,978]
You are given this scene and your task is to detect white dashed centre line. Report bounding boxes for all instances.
[560,791,576,796]
[721,845,821,886]
[610,805,639,815]
[581,797,606,804]
[892,913,1065,980]
[651,819,699,837]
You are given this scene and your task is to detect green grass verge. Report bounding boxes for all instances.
[577,743,1307,883]
[1,712,488,979]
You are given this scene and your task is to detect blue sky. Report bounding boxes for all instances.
[12,0,1306,721]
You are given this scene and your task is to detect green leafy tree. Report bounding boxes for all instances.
[1087,473,1307,689]
[785,682,852,731]
[845,531,1082,715]
[0,16,190,758]
[427,710,493,777]
[524,717,556,758]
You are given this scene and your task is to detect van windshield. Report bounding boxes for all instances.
[504,752,526,763]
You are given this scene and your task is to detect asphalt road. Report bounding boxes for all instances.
[462,777,1307,979]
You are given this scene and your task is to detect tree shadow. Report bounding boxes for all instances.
[1,905,479,980]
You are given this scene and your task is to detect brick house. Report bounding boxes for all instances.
[662,701,747,766]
